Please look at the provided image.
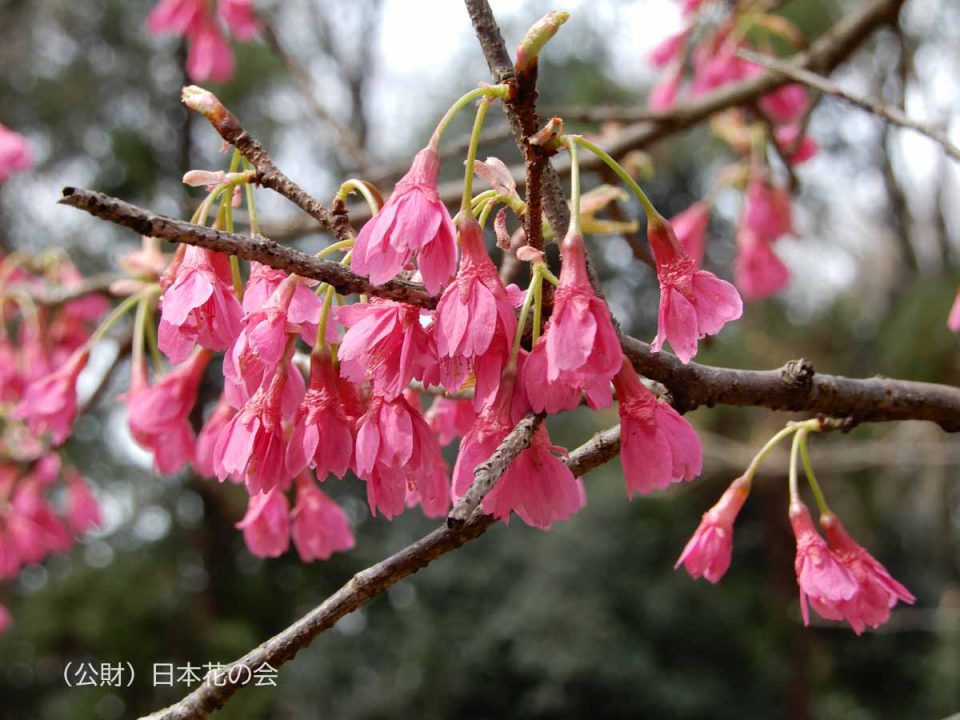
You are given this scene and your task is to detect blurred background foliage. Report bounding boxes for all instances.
[1,0,959,718]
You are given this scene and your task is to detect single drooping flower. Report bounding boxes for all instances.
[734,226,790,300]
[670,201,710,266]
[0,123,33,183]
[819,513,915,634]
[760,83,809,124]
[744,174,793,242]
[336,299,434,400]
[8,483,73,564]
[194,397,236,478]
[14,348,89,445]
[648,211,743,363]
[214,362,291,494]
[434,214,517,410]
[675,475,751,583]
[354,392,450,519]
[285,352,355,480]
[126,348,211,474]
[790,501,859,627]
[614,359,702,496]
[290,474,355,562]
[65,470,101,535]
[236,487,290,559]
[453,370,584,529]
[186,15,235,83]
[351,144,457,293]
[159,246,242,363]
[425,396,475,446]
[523,228,621,413]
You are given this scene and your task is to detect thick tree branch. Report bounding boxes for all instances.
[58,188,432,307]
[60,186,960,432]
[138,423,618,720]
[738,48,960,163]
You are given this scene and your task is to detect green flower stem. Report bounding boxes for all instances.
[461,98,493,213]
[788,428,803,504]
[430,84,509,149]
[315,284,336,354]
[131,292,148,376]
[798,430,832,516]
[315,238,355,260]
[570,135,659,221]
[337,179,382,217]
[143,297,164,374]
[509,264,546,371]
[743,424,800,484]
[241,158,260,235]
[532,269,544,343]
[89,290,153,346]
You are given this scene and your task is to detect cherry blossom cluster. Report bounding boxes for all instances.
[676,420,914,633]
[648,0,815,300]
[0,253,108,634]
[148,0,260,83]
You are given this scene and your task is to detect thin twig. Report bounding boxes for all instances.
[738,48,960,162]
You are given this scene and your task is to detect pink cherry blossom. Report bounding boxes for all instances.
[337,299,434,400]
[159,246,242,363]
[790,501,859,626]
[614,359,702,496]
[648,213,742,363]
[820,513,915,634]
[744,174,794,242]
[649,30,688,68]
[434,215,517,410]
[285,352,355,480]
[194,397,237,478]
[352,145,457,293]
[675,475,750,583]
[9,484,73,564]
[214,363,292,494]
[760,83,809,124]
[425,396,475,446]
[290,475,355,562]
[185,18,234,85]
[734,227,789,300]
[354,392,450,519]
[523,229,621,413]
[14,348,89,445]
[126,348,211,474]
[236,487,290,559]
[670,201,710,265]
[453,372,584,529]
[65,470,101,535]
[0,123,33,183]
[218,0,260,40]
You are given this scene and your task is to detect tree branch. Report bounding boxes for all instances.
[138,420,617,720]
[738,48,960,163]
[59,186,960,432]
[58,188,432,307]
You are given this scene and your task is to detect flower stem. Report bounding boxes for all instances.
[315,284,336,354]
[143,298,164,374]
[461,98,493,214]
[571,135,659,221]
[430,84,509,149]
[337,179,382,217]
[743,424,800,484]
[241,158,260,235]
[567,137,582,234]
[315,238,355,260]
[798,430,832,515]
[89,291,151,346]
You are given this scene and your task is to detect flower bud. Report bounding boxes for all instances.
[515,11,569,74]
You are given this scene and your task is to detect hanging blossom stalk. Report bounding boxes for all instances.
[571,135,742,363]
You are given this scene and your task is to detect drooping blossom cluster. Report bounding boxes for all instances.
[0,255,108,635]
[148,0,260,82]
[647,0,815,300]
[675,423,915,634]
